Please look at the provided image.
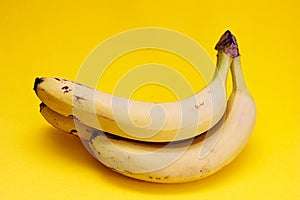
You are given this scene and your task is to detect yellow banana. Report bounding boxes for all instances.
[34,31,237,142]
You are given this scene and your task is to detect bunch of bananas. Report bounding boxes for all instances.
[33,31,256,183]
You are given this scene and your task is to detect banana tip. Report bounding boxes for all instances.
[39,102,46,111]
[33,77,43,91]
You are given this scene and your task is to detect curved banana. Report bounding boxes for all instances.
[89,56,256,183]
[39,55,256,183]
[34,31,236,142]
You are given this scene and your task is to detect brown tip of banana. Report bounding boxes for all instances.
[33,77,43,92]
[39,102,46,112]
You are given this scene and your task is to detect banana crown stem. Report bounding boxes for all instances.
[214,52,232,81]
[213,30,240,84]
[215,30,239,58]
[231,57,248,92]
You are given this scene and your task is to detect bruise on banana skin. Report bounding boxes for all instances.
[54,77,70,82]
[61,85,72,93]
[148,176,169,181]
[73,95,87,102]
[70,129,78,135]
[68,114,78,120]
[55,77,94,89]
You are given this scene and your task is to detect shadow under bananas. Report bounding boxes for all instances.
[38,126,256,195]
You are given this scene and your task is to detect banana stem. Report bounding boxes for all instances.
[215,30,239,58]
[231,56,248,92]
[214,31,248,92]
[214,52,232,81]
[213,30,240,82]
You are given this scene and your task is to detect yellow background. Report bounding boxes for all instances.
[1,0,299,199]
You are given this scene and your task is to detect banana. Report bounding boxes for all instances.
[34,30,237,142]
[38,55,256,183]
[89,55,256,183]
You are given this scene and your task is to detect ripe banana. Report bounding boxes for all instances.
[39,54,256,183]
[90,55,256,183]
[34,31,237,142]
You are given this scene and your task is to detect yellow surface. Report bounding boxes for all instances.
[1,0,299,199]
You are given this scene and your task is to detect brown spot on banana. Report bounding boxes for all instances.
[61,85,72,93]
[148,176,167,180]
[70,129,78,136]
[123,170,133,174]
[67,115,79,121]
[73,95,87,103]
[194,101,205,109]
